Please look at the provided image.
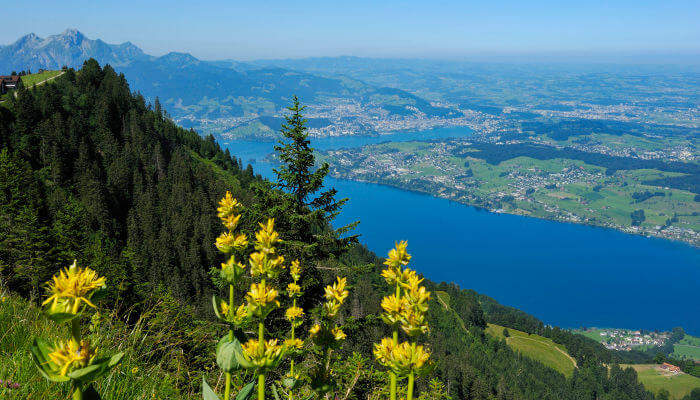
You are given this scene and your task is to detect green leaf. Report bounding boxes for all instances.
[108,352,124,368]
[68,359,110,384]
[234,382,255,400]
[202,377,221,400]
[68,352,122,385]
[282,376,299,390]
[271,384,281,400]
[30,338,70,382]
[212,295,225,321]
[216,335,242,372]
[45,311,80,324]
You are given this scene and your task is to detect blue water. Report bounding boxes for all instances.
[223,127,700,335]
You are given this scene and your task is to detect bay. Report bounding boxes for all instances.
[223,126,700,334]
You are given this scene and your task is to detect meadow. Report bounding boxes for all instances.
[621,364,700,400]
[485,323,576,378]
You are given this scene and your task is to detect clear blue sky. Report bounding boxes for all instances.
[3,0,699,60]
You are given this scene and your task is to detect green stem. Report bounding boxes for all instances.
[389,282,401,400]
[72,384,83,400]
[290,297,296,376]
[224,283,235,400]
[258,321,265,400]
[70,319,84,400]
[407,342,416,400]
[71,318,81,342]
[258,374,265,400]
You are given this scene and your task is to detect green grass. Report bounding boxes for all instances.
[188,150,242,190]
[20,70,63,88]
[621,364,700,399]
[672,336,700,361]
[0,291,197,399]
[486,323,576,377]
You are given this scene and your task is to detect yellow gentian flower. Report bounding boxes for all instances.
[309,324,321,336]
[42,260,106,314]
[47,339,97,376]
[217,192,242,220]
[284,338,304,349]
[332,326,347,341]
[290,259,301,281]
[285,306,304,321]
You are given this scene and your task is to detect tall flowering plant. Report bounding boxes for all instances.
[31,260,124,400]
[374,242,433,400]
[209,192,251,400]
[204,192,352,400]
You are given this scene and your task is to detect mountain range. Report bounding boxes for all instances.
[0,29,456,135]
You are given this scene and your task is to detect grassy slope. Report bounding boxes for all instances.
[0,292,196,399]
[673,335,700,361]
[436,290,576,378]
[485,323,576,378]
[20,70,63,88]
[621,364,700,400]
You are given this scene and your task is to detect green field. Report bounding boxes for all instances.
[486,323,576,377]
[621,364,700,399]
[673,335,700,361]
[20,70,63,87]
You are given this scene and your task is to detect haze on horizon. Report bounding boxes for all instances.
[4,0,700,64]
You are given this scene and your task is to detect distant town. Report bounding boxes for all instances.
[576,328,672,351]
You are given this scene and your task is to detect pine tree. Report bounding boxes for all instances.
[273,96,330,213]
[272,95,356,255]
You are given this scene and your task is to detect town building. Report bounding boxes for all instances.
[660,363,681,373]
[0,75,21,94]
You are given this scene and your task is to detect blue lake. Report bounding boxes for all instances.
[223,127,700,335]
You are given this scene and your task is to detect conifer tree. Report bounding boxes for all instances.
[274,95,331,214]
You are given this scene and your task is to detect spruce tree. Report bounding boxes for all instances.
[272,96,356,254]
[274,95,330,213]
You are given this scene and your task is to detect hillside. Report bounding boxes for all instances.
[621,365,700,400]
[0,60,668,399]
[486,323,577,378]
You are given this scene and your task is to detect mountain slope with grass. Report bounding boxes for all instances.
[0,60,674,399]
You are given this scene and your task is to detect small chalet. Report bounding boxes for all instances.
[660,363,681,373]
[0,75,21,94]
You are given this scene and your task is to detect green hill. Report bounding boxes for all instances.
[621,364,700,400]
[486,323,577,377]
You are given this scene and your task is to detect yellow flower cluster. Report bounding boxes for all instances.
[249,219,286,279]
[240,338,284,368]
[375,241,432,395]
[215,191,248,284]
[373,338,431,377]
[47,339,98,376]
[219,300,249,324]
[284,337,304,349]
[379,243,430,336]
[246,282,280,318]
[42,260,106,315]
[285,305,304,321]
[323,277,348,318]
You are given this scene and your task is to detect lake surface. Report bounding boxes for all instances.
[223,126,700,335]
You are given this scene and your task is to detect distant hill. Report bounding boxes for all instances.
[0,30,456,129]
